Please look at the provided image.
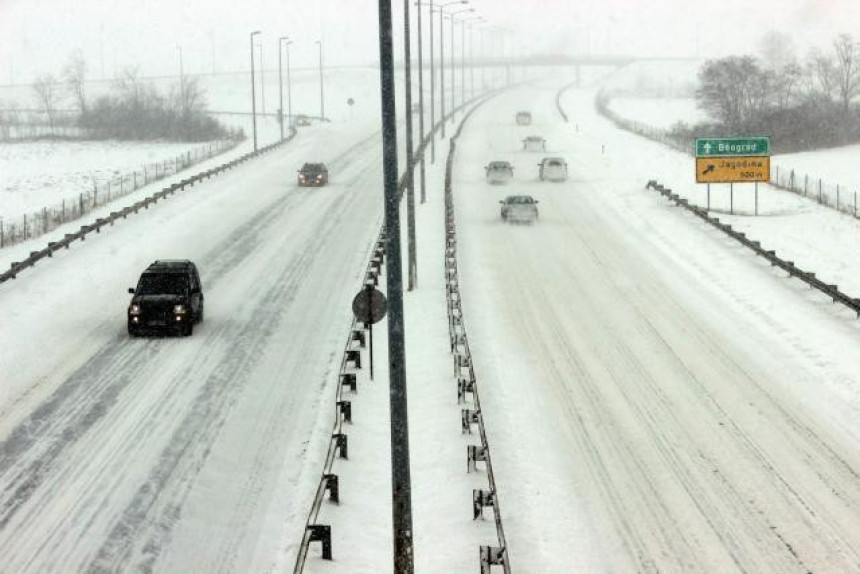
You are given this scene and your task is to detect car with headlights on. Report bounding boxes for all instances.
[485,160,514,184]
[298,162,329,187]
[500,195,539,224]
[127,260,204,337]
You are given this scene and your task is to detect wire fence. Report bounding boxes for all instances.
[0,138,241,249]
[771,165,860,218]
[0,124,94,141]
[595,91,860,220]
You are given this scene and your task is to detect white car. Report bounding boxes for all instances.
[485,161,514,185]
[538,157,568,182]
[523,136,547,152]
[500,195,539,224]
[515,111,532,126]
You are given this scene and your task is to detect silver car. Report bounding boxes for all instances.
[485,161,514,185]
[516,111,532,125]
[500,195,539,224]
[538,157,568,182]
[523,136,547,152]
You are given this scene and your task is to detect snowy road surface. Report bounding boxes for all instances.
[453,82,860,572]
[0,122,386,572]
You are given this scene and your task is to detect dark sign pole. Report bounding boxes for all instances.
[366,284,375,380]
[377,0,414,572]
[404,0,418,291]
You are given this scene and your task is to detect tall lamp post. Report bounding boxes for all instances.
[437,2,470,138]
[404,0,418,291]
[316,40,325,119]
[249,30,261,151]
[257,42,266,114]
[376,0,413,571]
[448,8,473,119]
[415,1,428,199]
[285,39,293,127]
[460,16,481,110]
[278,36,289,140]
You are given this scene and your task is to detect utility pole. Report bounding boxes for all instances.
[427,3,435,163]
[250,30,261,151]
[439,7,446,138]
[404,0,418,290]
[376,0,413,571]
[416,0,428,202]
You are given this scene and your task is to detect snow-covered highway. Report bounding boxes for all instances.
[449,82,860,572]
[0,121,387,572]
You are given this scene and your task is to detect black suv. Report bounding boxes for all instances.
[127,260,204,337]
[298,163,329,187]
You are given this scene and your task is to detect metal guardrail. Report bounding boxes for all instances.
[293,89,508,572]
[0,129,297,286]
[645,180,860,318]
[555,81,578,123]
[444,100,511,573]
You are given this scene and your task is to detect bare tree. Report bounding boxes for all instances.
[64,49,88,115]
[32,75,58,131]
[172,75,207,117]
[806,49,838,102]
[759,30,796,72]
[833,34,860,112]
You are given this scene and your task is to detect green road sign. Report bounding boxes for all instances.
[695,137,770,157]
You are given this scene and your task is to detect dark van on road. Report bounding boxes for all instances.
[127,260,204,337]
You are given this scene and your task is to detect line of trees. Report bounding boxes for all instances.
[2,50,232,142]
[675,32,860,153]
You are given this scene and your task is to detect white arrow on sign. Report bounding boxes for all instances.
[703,142,712,153]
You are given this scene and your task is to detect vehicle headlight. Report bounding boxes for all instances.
[173,304,187,314]
[129,304,141,315]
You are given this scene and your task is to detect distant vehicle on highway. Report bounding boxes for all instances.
[500,195,539,224]
[538,157,568,182]
[298,163,329,187]
[295,115,312,127]
[523,136,547,152]
[515,111,532,125]
[485,160,514,184]
[127,260,204,337]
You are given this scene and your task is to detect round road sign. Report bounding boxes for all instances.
[352,287,387,324]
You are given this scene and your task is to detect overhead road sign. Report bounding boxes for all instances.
[696,156,770,184]
[696,137,770,157]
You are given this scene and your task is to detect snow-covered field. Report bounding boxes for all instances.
[607,96,704,129]
[0,138,228,220]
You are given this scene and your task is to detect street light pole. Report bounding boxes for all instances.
[403,0,417,291]
[427,3,435,163]
[250,30,261,152]
[257,42,266,114]
[316,40,325,119]
[438,7,446,138]
[376,0,413,571]
[286,40,293,125]
[415,1,427,203]
[278,36,288,140]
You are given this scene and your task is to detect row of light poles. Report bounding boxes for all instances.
[248,32,325,151]
[380,2,514,572]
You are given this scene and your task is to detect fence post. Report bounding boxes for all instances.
[837,184,841,210]
[43,207,48,234]
[134,171,138,189]
[804,174,808,196]
[0,219,4,248]
[107,180,111,202]
[775,165,779,185]
[819,179,822,203]
[80,193,84,218]
[61,200,65,223]
[24,213,28,239]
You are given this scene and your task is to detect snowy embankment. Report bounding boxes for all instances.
[606,96,704,129]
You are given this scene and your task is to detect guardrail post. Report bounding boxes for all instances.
[472,489,495,520]
[323,473,340,504]
[461,409,479,434]
[467,444,488,472]
[307,525,332,560]
[333,433,348,459]
[479,546,506,573]
[344,349,362,369]
[340,373,357,393]
[337,400,352,423]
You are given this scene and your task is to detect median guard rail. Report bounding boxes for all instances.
[0,129,297,286]
[444,103,511,573]
[294,90,510,573]
[646,180,860,317]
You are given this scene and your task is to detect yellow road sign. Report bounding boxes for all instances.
[696,156,770,183]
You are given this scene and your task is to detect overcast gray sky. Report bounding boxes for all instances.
[1,0,859,84]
